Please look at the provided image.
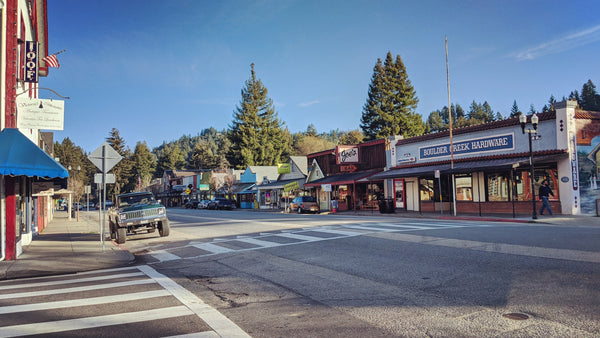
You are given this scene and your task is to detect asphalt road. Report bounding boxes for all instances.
[122,208,600,337]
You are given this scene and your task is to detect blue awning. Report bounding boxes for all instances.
[0,128,68,178]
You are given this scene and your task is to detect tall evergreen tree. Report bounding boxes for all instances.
[581,79,600,111]
[190,140,216,169]
[131,141,156,190]
[106,128,133,198]
[528,104,537,115]
[425,110,444,133]
[482,101,495,122]
[510,100,520,118]
[156,143,186,178]
[360,51,422,139]
[227,63,291,169]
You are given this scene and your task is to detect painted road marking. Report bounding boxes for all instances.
[0,290,171,314]
[236,237,280,248]
[275,232,327,242]
[373,233,600,263]
[152,250,181,262]
[0,279,156,300]
[1,306,193,337]
[138,265,250,337]
[193,242,235,254]
[0,271,145,290]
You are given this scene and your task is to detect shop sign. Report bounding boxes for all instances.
[340,164,357,173]
[198,184,210,191]
[419,133,514,160]
[278,163,291,174]
[336,145,359,164]
[284,181,299,192]
[25,41,39,83]
[322,184,332,192]
[397,154,416,164]
[16,97,65,130]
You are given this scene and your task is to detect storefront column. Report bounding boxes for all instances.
[5,176,17,260]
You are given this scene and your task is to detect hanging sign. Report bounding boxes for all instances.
[16,97,65,130]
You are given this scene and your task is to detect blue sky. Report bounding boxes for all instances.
[45,0,600,153]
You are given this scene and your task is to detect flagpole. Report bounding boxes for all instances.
[446,36,457,216]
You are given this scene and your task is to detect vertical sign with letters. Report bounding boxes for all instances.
[25,41,39,83]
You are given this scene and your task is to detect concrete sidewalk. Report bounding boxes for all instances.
[0,210,135,281]
[1,208,598,281]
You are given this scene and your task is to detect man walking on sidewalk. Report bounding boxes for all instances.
[539,179,554,216]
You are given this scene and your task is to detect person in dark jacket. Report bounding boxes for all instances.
[538,179,555,216]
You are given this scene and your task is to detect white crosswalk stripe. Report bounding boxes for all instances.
[145,220,509,263]
[0,265,250,337]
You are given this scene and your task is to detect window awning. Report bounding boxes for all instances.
[304,170,381,187]
[256,178,305,190]
[0,128,68,178]
[369,153,567,180]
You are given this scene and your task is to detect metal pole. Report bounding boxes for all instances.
[101,145,106,252]
[529,133,537,219]
[446,37,457,216]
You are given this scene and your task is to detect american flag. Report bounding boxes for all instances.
[43,54,59,69]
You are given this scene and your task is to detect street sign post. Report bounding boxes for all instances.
[88,143,122,251]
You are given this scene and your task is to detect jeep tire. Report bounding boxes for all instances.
[159,219,170,237]
[116,227,127,244]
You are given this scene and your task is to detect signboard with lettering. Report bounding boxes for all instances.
[16,97,65,130]
[336,145,359,164]
[25,41,38,83]
[278,163,291,174]
[419,133,514,160]
[283,181,299,192]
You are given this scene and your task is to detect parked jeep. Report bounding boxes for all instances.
[108,191,170,244]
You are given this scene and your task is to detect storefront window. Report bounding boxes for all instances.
[420,179,434,201]
[487,173,510,201]
[516,168,559,201]
[455,175,472,201]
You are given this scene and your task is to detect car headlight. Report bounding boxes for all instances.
[119,213,127,221]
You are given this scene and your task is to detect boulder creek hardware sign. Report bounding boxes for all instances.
[419,133,514,160]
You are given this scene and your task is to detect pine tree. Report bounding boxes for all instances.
[227,63,291,169]
[510,100,520,118]
[190,140,216,169]
[482,101,495,122]
[360,58,385,139]
[131,141,156,190]
[528,104,537,115]
[360,52,422,139]
[425,110,445,133]
[581,80,600,111]
[106,128,132,198]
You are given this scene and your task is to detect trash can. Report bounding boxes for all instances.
[378,199,388,213]
[379,198,395,214]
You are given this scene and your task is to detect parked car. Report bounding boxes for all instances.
[208,197,234,210]
[290,196,319,214]
[185,199,199,209]
[95,201,114,210]
[198,200,211,209]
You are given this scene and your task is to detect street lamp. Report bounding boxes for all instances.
[519,113,539,219]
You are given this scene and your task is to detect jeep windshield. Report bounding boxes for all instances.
[119,194,155,207]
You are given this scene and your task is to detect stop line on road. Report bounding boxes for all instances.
[0,265,249,337]
[148,221,494,263]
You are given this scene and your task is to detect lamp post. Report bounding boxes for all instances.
[519,113,539,219]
